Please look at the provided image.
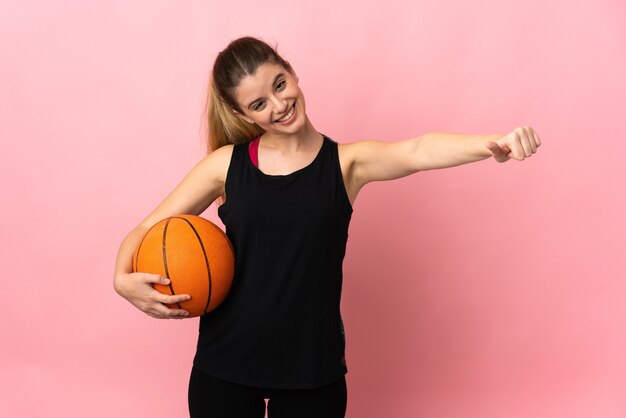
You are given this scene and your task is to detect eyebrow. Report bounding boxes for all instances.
[247,72,285,110]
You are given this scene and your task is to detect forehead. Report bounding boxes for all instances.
[234,62,286,103]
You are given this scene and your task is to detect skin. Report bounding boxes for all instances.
[229,62,364,205]
[230,62,332,177]
[113,61,541,320]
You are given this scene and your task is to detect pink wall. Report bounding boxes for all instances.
[2,1,625,417]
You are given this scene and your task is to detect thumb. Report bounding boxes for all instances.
[486,141,511,162]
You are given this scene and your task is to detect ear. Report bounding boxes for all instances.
[232,109,255,124]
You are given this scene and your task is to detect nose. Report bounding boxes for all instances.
[271,95,289,115]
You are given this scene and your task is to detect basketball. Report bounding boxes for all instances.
[132,214,235,318]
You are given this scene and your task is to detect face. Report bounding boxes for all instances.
[232,62,306,133]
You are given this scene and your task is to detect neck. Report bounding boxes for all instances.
[259,118,322,153]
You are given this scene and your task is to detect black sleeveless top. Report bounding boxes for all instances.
[192,133,353,389]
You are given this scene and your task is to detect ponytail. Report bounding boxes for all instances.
[203,36,295,206]
[204,35,295,154]
[205,78,265,154]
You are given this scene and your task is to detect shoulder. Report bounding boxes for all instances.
[337,137,422,186]
[199,143,236,185]
[209,143,236,164]
[336,139,371,168]
[335,140,365,186]
[212,142,236,156]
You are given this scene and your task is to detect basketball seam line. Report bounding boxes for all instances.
[172,216,213,315]
[162,217,181,310]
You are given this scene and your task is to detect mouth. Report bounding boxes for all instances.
[273,101,296,123]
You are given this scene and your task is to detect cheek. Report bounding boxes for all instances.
[298,92,306,108]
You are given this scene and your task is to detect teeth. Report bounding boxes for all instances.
[276,105,294,122]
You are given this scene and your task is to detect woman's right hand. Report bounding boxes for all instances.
[114,272,191,320]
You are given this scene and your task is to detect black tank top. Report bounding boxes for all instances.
[192,133,353,389]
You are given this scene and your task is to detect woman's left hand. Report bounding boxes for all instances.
[485,126,542,163]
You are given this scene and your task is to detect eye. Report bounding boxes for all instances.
[253,80,285,111]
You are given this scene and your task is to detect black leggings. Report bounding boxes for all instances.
[188,366,347,418]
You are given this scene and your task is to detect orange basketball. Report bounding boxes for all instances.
[132,214,235,318]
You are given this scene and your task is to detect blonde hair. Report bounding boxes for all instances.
[205,79,265,151]
[203,36,295,205]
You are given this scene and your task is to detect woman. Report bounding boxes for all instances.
[113,36,541,418]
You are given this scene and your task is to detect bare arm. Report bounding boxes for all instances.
[413,132,503,170]
[350,126,541,188]
[113,144,233,319]
[414,126,541,169]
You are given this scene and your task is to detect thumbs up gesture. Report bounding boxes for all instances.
[485,126,542,163]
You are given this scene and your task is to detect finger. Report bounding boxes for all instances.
[144,274,171,285]
[521,134,533,157]
[509,132,526,160]
[486,141,506,159]
[524,127,536,153]
[174,311,190,319]
[146,309,166,319]
[529,127,538,152]
[531,129,541,148]
[154,304,190,319]
[154,292,191,305]
[518,127,532,156]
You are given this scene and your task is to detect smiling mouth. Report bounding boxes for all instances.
[273,102,295,123]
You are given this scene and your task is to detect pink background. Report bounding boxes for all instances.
[2,1,625,417]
